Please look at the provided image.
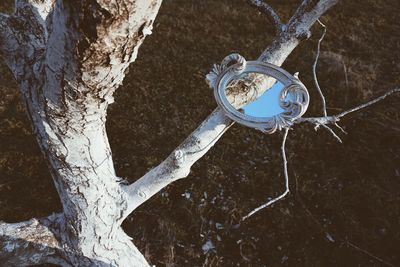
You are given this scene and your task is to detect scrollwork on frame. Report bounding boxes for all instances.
[208,53,310,134]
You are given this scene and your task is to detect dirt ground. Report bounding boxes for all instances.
[1,0,400,266]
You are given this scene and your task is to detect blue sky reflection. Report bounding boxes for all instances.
[242,82,285,117]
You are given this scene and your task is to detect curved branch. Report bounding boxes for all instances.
[313,19,328,117]
[0,214,67,266]
[123,0,339,218]
[247,0,284,32]
[242,127,290,220]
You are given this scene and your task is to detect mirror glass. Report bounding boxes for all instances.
[225,74,288,118]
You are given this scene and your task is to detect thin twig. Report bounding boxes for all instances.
[320,124,342,143]
[334,122,347,134]
[313,19,328,117]
[243,87,399,219]
[296,88,400,141]
[242,127,290,221]
[337,88,400,118]
[247,0,285,32]
[297,88,400,126]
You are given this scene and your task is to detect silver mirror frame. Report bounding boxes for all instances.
[207,54,310,134]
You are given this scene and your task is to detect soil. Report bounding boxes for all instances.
[1,0,399,266]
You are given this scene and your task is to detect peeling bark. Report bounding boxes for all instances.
[0,0,338,266]
[1,0,162,266]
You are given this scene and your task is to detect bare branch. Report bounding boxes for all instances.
[123,0,340,218]
[297,88,400,126]
[240,82,400,221]
[123,109,233,215]
[0,214,66,266]
[309,17,343,145]
[286,0,339,39]
[313,19,328,117]
[337,88,400,118]
[320,123,342,143]
[247,0,284,32]
[242,127,290,220]
[258,0,339,63]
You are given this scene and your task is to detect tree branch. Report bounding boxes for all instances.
[0,214,67,266]
[258,0,338,63]
[240,88,399,220]
[313,19,328,117]
[123,109,233,214]
[296,88,400,127]
[123,0,339,218]
[247,0,284,32]
[242,127,290,221]
[286,0,339,39]
[241,20,398,219]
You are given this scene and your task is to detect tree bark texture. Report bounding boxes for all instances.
[1,0,162,265]
[0,0,338,266]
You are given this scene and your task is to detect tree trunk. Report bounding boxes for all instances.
[0,0,338,266]
[1,0,162,265]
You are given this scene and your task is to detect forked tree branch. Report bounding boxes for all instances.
[258,0,338,63]
[0,214,66,266]
[247,0,284,32]
[124,0,340,218]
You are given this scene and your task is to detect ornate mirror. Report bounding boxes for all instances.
[207,54,310,133]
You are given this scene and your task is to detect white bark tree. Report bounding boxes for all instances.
[0,0,350,266]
